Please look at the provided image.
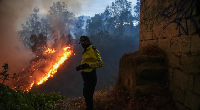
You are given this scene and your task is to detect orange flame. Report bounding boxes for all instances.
[37,47,72,85]
[25,81,34,92]
[44,48,55,54]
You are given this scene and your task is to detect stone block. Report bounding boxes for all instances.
[191,34,200,53]
[151,95,170,108]
[179,35,190,53]
[172,86,185,103]
[169,35,190,53]
[184,90,200,110]
[158,38,170,52]
[194,75,200,95]
[136,78,154,86]
[163,23,180,38]
[152,22,164,39]
[169,79,175,92]
[174,101,190,110]
[168,53,180,69]
[134,83,163,96]
[180,19,197,35]
[141,32,153,40]
[139,40,158,49]
[137,67,167,80]
[180,53,200,74]
[173,69,194,91]
[168,68,174,80]
[135,55,165,66]
[170,37,181,53]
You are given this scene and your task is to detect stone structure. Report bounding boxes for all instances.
[119,0,200,110]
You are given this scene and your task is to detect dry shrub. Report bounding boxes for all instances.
[93,77,131,110]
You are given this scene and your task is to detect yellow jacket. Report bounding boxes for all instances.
[81,45,103,72]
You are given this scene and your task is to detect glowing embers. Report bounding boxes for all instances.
[37,47,72,85]
[44,48,55,55]
[13,46,72,93]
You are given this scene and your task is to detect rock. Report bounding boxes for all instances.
[137,67,167,80]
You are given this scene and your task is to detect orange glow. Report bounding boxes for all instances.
[25,81,34,92]
[13,46,72,92]
[37,47,72,85]
[44,48,55,54]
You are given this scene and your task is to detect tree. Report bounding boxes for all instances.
[133,0,140,22]
[19,7,42,48]
[73,16,84,39]
[102,0,134,36]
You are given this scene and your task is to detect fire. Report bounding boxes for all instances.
[44,48,55,54]
[25,81,35,92]
[13,45,72,92]
[37,46,72,85]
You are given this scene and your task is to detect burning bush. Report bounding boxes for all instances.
[11,33,73,93]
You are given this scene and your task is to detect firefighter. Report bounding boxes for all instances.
[76,36,103,110]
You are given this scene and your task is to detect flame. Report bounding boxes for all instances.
[37,46,72,85]
[13,46,72,92]
[44,48,55,54]
[25,81,34,92]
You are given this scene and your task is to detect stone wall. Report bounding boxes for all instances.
[138,0,200,110]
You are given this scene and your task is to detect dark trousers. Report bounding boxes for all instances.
[81,69,97,110]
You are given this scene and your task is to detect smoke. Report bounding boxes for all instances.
[0,0,35,76]
[0,0,91,77]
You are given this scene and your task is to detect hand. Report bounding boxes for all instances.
[81,63,90,69]
[76,65,81,71]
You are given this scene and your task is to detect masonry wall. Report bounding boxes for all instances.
[139,0,200,110]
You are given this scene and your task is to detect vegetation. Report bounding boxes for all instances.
[16,0,141,97]
[0,64,65,110]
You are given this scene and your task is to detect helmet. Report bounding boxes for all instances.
[79,36,90,44]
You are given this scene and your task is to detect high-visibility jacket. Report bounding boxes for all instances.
[81,45,103,72]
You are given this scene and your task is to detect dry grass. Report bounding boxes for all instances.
[55,78,175,110]
[54,45,175,110]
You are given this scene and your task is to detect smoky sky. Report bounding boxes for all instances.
[0,0,91,75]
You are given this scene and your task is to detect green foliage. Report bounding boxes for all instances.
[0,84,65,110]
[0,63,16,84]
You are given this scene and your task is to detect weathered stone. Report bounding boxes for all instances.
[146,106,156,110]
[151,95,169,108]
[158,38,170,52]
[137,67,167,80]
[180,53,200,74]
[179,35,190,53]
[172,86,185,103]
[152,23,164,39]
[163,23,180,38]
[168,80,175,92]
[173,69,194,91]
[134,84,163,96]
[194,75,200,95]
[168,68,174,81]
[191,34,200,53]
[140,40,158,49]
[174,101,190,110]
[180,19,197,35]
[141,32,153,40]
[136,78,154,85]
[169,37,181,53]
[135,55,165,66]
[184,90,200,110]
[168,53,180,69]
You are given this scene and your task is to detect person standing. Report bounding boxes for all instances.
[76,36,103,110]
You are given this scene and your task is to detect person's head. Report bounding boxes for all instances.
[79,36,91,48]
